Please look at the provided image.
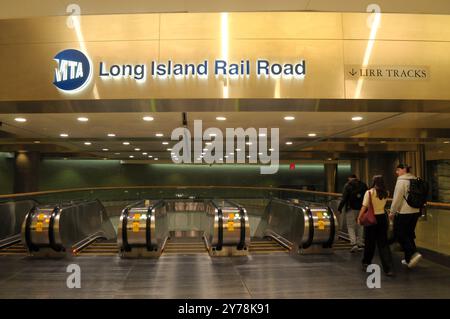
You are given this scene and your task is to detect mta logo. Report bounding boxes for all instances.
[53,49,91,92]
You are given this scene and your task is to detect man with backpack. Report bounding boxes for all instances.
[390,164,428,269]
[338,174,368,253]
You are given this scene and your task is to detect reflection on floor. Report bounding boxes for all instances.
[0,249,449,299]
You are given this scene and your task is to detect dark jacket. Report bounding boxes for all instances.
[338,179,368,212]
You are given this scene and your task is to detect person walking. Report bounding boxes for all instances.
[338,174,368,253]
[357,175,394,276]
[390,164,425,268]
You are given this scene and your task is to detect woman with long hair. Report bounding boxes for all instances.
[357,175,394,276]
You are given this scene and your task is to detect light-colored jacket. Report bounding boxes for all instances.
[390,173,420,214]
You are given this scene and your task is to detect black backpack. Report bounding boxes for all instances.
[405,178,429,209]
[348,181,367,209]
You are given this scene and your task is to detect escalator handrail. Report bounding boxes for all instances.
[121,207,131,252]
[72,231,107,254]
[302,206,314,249]
[324,206,336,248]
[0,234,21,250]
[48,206,64,252]
[238,207,246,250]
[146,205,153,251]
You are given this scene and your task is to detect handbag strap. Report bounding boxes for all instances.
[368,189,374,211]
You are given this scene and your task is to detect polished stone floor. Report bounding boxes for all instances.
[0,250,449,299]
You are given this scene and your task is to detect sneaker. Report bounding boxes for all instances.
[408,253,422,269]
[401,259,408,266]
[350,245,359,253]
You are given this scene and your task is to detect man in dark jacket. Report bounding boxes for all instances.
[338,174,368,252]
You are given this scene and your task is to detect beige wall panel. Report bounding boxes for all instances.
[160,12,342,40]
[0,14,160,44]
[343,13,450,41]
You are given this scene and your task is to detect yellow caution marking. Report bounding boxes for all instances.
[318,220,325,230]
[227,221,235,232]
[133,214,141,220]
[36,222,43,232]
[132,221,140,232]
[316,212,323,219]
[45,218,50,224]
[37,213,45,221]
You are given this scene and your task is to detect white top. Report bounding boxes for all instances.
[391,173,420,214]
[362,188,387,215]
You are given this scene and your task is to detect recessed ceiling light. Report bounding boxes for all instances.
[162,141,169,145]
[444,141,450,144]
[148,155,153,158]
[114,152,120,155]
[142,152,147,155]
[77,117,89,122]
[235,148,241,151]
[107,133,116,137]
[34,141,41,144]
[201,152,206,155]
[286,141,293,145]
[308,133,317,137]
[170,152,175,155]
[129,155,134,158]
[224,155,229,158]
[203,148,208,151]
[154,158,158,161]
[205,142,212,146]
[155,133,163,137]
[216,116,227,121]
[134,148,141,151]
[246,142,252,145]
[60,133,69,138]
[167,148,172,151]
[352,116,363,121]
[84,142,92,145]
[246,155,251,158]
[102,148,109,151]
[123,142,130,145]
[327,158,333,161]
[14,117,27,122]
[259,133,266,137]
[143,116,154,121]
[269,148,275,151]
[284,116,295,121]
[258,152,263,155]
[229,153,234,155]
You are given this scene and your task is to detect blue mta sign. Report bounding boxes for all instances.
[53,49,91,92]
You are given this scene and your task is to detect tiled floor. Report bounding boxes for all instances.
[0,250,449,298]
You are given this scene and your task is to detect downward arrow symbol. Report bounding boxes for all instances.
[349,68,358,76]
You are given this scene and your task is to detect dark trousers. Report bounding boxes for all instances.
[363,214,393,273]
[396,212,421,262]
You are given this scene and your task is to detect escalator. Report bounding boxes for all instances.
[253,198,338,254]
[21,200,116,257]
